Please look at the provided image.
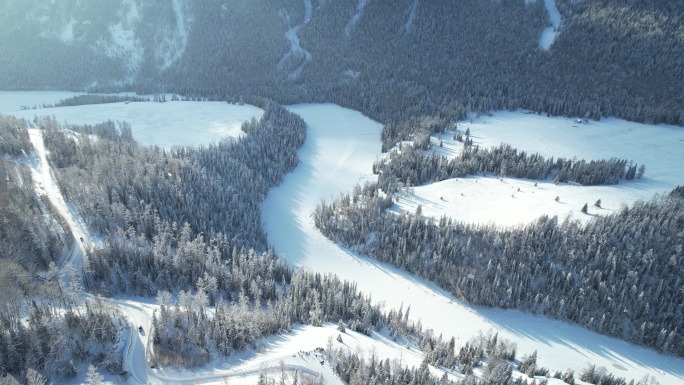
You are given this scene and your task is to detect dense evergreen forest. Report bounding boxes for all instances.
[35,99,305,294]
[1,104,598,384]
[1,0,683,383]
[0,115,64,270]
[314,182,684,356]
[374,138,643,194]
[1,0,682,127]
[0,115,123,383]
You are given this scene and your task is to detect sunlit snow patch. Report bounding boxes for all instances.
[540,0,561,50]
[2,94,263,149]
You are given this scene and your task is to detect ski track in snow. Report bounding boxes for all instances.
[277,0,312,79]
[261,104,684,385]
[405,0,419,33]
[540,0,561,50]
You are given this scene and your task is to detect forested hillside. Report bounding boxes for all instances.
[2,0,682,126]
[0,115,63,270]
[0,115,124,382]
[34,100,305,295]
[315,183,684,356]
[1,0,683,382]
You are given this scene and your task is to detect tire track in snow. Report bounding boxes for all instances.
[28,129,91,286]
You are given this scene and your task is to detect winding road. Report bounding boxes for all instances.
[25,104,684,385]
[28,127,341,384]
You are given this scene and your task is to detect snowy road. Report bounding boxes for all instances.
[21,100,340,384]
[10,94,684,384]
[28,128,91,286]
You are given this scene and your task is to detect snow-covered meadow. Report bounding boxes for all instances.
[0,92,263,149]
[263,105,684,384]
[2,92,684,384]
[395,111,684,227]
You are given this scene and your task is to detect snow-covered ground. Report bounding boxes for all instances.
[405,0,419,33]
[262,104,684,384]
[4,92,684,383]
[395,111,684,227]
[1,92,263,149]
[344,0,368,37]
[277,0,313,79]
[540,0,561,50]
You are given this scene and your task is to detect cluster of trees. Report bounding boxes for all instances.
[0,115,64,271]
[0,259,122,381]
[0,100,306,381]
[0,115,32,156]
[149,272,385,367]
[315,185,684,356]
[375,140,642,194]
[37,100,304,288]
[326,330,576,385]
[0,115,126,382]
[579,365,660,385]
[26,94,151,109]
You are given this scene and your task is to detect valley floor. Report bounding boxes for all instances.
[2,93,683,384]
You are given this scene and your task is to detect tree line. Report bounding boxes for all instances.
[315,183,684,357]
[4,1,682,130]
[374,138,643,195]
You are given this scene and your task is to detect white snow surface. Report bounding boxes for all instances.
[60,18,76,43]
[4,93,684,383]
[540,0,561,50]
[1,93,263,149]
[277,0,312,79]
[405,0,419,33]
[261,104,684,384]
[401,111,684,227]
[344,0,368,38]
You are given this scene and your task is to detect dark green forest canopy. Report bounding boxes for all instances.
[1,0,682,125]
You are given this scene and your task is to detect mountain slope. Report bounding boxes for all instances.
[1,0,681,125]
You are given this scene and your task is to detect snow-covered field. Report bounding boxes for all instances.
[3,92,684,384]
[1,92,263,149]
[263,105,684,384]
[394,111,684,227]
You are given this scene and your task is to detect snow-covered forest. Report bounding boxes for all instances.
[1,0,683,384]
